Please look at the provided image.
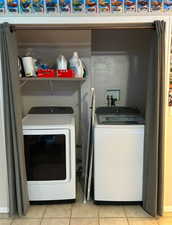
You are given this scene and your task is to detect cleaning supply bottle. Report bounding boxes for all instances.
[57,55,67,70]
[69,52,84,78]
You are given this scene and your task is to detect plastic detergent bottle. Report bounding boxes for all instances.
[69,52,84,78]
[57,55,67,70]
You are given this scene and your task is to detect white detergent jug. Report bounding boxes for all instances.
[57,55,67,70]
[69,52,84,78]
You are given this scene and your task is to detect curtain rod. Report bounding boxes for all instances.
[11,23,154,31]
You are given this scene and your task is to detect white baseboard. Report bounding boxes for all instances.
[164,206,172,212]
[0,207,9,213]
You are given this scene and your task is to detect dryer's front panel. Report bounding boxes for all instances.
[23,129,75,201]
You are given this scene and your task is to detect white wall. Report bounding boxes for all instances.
[92,29,153,114]
[0,53,9,213]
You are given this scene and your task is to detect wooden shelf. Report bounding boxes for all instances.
[19,77,86,81]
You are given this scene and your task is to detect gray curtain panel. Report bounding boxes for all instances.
[143,20,165,217]
[0,23,29,216]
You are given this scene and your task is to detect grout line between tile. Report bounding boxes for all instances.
[97,205,100,219]
[10,218,14,225]
[122,206,127,217]
[69,217,99,225]
[156,220,160,225]
[123,206,130,225]
[70,202,75,219]
[99,216,128,219]
[126,217,130,225]
[9,217,42,224]
[40,205,48,224]
[98,215,100,225]
[69,204,72,225]
[69,217,99,219]
[43,205,48,219]
[126,216,155,219]
[39,217,71,219]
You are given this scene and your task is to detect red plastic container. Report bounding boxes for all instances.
[57,69,75,78]
[37,69,55,78]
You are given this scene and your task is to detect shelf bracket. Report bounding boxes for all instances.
[19,80,28,88]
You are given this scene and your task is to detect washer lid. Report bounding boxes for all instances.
[95,106,144,125]
[95,106,140,115]
[97,114,145,125]
[22,114,74,130]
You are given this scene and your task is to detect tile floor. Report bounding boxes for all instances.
[0,183,172,225]
[1,204,172,225]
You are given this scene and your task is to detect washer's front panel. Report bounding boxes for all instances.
[94,126,144,202]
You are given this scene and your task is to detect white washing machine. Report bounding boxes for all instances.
[22,107,76,201]
[94,107,144,203]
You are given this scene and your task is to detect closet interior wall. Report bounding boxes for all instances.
[16,27,154,174]
[92,29,154,115]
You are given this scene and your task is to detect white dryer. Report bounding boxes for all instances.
[22,107,76,202]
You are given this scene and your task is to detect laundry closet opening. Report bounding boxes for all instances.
[15,25,155,203]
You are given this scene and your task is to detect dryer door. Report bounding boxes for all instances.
[23,129,71,183]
